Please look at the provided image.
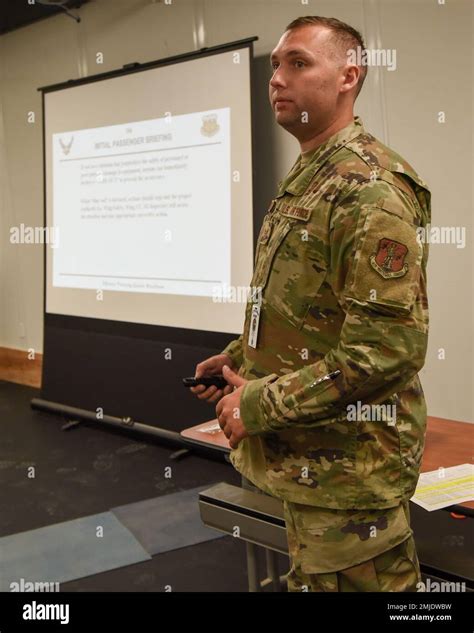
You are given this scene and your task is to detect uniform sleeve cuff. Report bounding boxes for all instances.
[220,338,243,368]
[240,374,278,435]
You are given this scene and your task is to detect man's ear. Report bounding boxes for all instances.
[340,64,360,94]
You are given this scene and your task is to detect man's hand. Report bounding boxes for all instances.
[190,353,235,403]
[216,365,249,449]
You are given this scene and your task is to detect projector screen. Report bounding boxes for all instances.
[44,44,254,334]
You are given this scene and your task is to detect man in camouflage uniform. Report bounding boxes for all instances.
[192,16,430,592]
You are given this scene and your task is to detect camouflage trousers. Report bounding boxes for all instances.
[283,499,421,592]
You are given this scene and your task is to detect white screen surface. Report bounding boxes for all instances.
[45,46,254,334]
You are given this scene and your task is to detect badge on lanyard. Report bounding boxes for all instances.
[248,202,274,349]
[247,302,261,349]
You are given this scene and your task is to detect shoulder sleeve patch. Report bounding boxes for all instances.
[344,206,423,311]
[370,238,408,278]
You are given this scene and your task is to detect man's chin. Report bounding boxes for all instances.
[275,113,299,131]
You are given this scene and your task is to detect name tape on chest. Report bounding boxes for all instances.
[279,204,312,221]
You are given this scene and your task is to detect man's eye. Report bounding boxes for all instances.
[271,60,305,70]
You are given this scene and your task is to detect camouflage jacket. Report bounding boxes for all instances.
[222,116,431,510]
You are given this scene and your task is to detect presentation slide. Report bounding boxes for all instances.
[52,109,230,297]
[45,45,254,334]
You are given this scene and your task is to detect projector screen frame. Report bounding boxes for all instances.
[34,36,259,442]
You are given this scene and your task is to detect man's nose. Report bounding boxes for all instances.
[269,69,286,89]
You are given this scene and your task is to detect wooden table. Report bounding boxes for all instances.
[182,415,474,510]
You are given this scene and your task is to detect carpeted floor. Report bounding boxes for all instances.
[0,380,289,592]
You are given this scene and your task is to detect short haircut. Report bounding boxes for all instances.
[285,15,368,98]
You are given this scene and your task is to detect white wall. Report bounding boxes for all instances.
[0,0,472,422]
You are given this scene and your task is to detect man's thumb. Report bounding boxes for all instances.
[222,364,245,387]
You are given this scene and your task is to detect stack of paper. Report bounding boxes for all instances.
[411,463,474,511]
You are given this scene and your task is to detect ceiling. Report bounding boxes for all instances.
[0,0,89,36]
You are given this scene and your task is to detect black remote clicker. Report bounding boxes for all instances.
[183,375,228,389]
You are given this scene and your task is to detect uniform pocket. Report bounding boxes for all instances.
[373,536,420,592]
[262,216,328,329]
[287,502,413,575]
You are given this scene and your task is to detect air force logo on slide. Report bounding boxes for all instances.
[59,136,74,156]
[200,114,219,137]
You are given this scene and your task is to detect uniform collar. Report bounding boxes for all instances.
[276,116,365,198]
